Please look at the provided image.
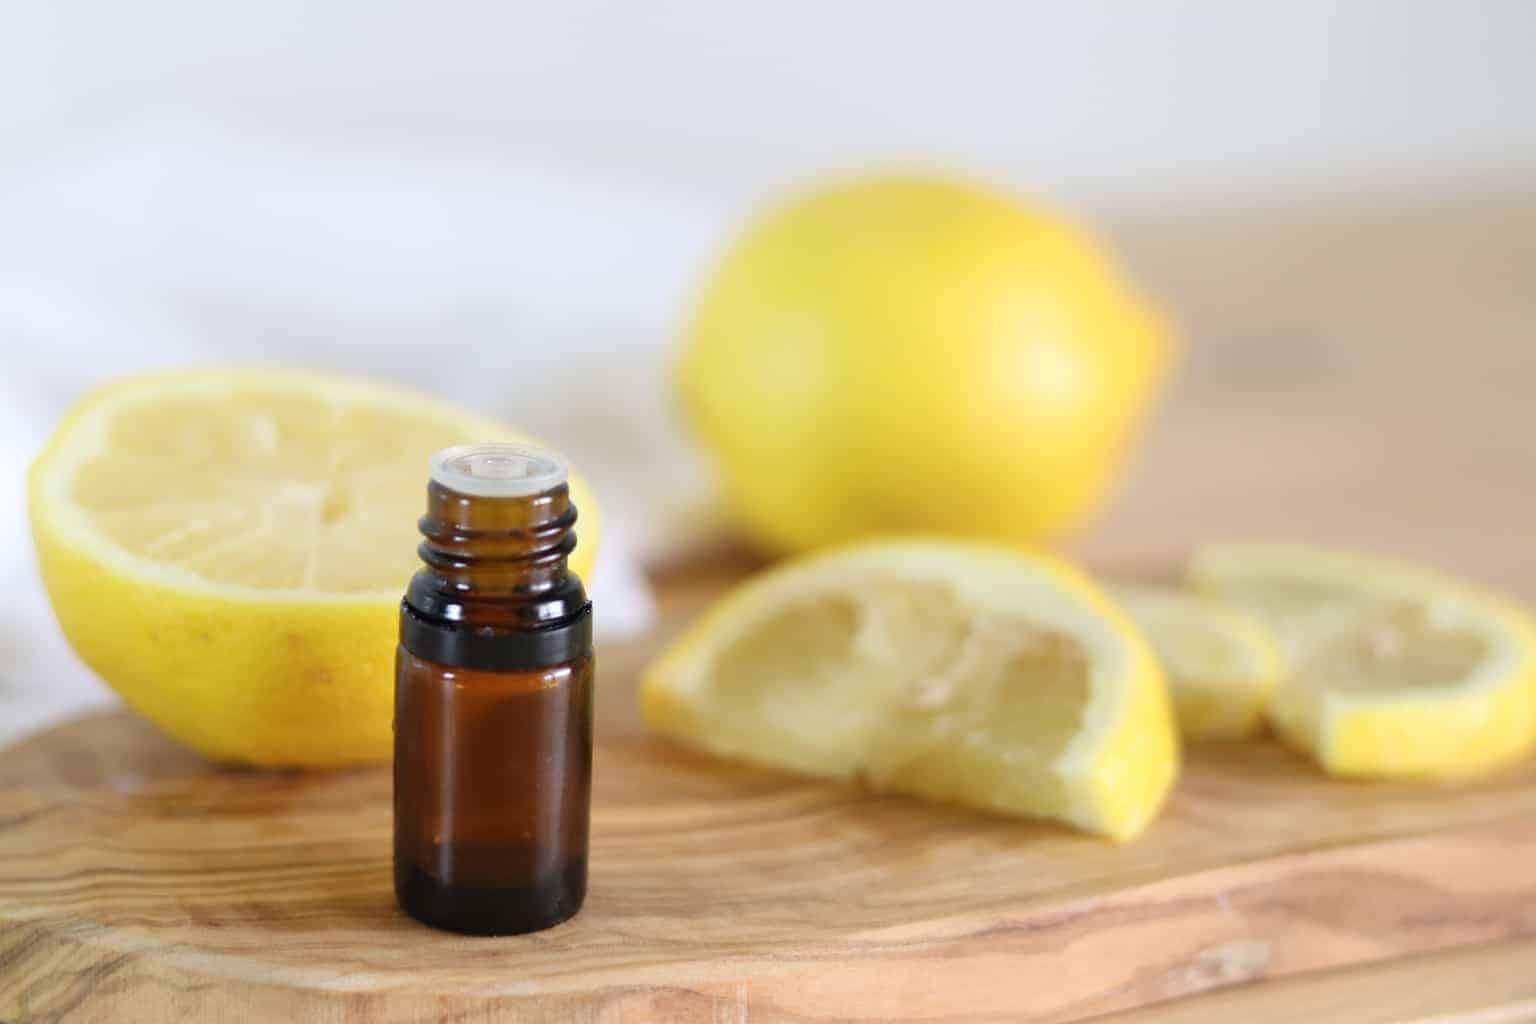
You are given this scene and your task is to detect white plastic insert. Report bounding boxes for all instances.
[429,443,568,498]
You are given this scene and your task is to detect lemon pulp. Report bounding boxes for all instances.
[642,541,1178,841]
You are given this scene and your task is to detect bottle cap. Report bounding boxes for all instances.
[430,443,568,498]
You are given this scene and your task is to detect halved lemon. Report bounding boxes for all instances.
[29,368,599,765]
[1108,582,1283,740]
[1189,543,1536,778]
[641,540,1178,841]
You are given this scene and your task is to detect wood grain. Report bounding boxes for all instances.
[7,612,1536,1023]
[1107,935,1536,1024]
[5,196,1536,1022]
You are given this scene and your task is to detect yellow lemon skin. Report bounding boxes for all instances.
[31,530,398,766]
[679,174,1170,555]
[1321,662,1536,779]
[29,369,599,767]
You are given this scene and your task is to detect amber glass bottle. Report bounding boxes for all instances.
[394,443,593,935]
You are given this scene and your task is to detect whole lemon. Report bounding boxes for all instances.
[679,175,1170,554]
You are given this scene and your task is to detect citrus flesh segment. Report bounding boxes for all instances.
[1188,543,1536,778]
[30,369,599,765]
[76,395,446,592]
[642,541,1178,841]
[41,370,598,597]
[1108,583,1283,740]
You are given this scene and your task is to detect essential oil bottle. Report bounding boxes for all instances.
[394,443,594,935]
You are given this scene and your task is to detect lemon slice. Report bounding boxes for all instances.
[29,368,599,765]
[1189,543,1536,778]
[1108,583,1282,740]
[642,541,1178,841]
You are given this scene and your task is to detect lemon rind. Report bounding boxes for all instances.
[1190,541,1536,778]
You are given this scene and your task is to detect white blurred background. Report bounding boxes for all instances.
[3,0,1535,740]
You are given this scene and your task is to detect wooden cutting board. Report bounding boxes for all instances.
[5,560,1536,1024]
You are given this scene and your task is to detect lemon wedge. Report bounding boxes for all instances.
[1108,583,1282,740]
[1189,543,1536,778]
[29,368,599,765]
[642,541,1178,841]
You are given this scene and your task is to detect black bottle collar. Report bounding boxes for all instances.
[399,601,592,671]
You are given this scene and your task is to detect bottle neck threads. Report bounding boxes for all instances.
[400,446,591,671]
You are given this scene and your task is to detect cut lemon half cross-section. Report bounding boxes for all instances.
[1108,582,1283,741]
[29,368,599,765]
[641,540,1178,841]
[1189,543,1536,778]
